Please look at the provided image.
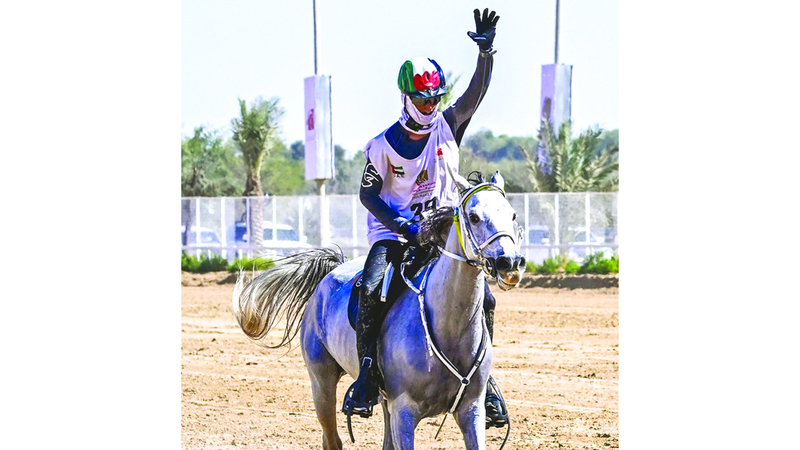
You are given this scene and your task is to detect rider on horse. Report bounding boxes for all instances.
[342,7,508,430]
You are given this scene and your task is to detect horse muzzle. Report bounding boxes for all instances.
[485,255,526,291]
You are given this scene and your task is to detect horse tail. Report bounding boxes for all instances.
[232,247,346,348]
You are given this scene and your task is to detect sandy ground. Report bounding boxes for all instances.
[181,274,618,449]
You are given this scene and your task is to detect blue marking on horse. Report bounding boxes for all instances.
[232,168,526,450]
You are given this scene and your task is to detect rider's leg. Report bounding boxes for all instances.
[483,282,496,341]
[483,283,509,429]
[343,239,403,418]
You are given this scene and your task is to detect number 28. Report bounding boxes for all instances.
[410,198,437,219]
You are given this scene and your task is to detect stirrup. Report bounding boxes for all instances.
[341,382,376,419]
[341,357,378,419]
[485,376,509,429]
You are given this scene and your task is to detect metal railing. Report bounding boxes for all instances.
[181,192,617,264]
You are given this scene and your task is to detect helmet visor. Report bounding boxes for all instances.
[410,96,442,107]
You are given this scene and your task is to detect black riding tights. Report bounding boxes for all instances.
[356,239,497,361]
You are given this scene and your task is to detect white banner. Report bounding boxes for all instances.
[304,75,334,181]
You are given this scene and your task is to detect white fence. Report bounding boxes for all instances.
[181,192,618,264]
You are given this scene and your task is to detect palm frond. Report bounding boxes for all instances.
[525,118,619,192]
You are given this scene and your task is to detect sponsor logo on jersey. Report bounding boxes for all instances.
[361,162,381,188]
[415,169,429,185]
[391,165,405,178]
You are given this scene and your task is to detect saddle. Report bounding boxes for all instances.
[347,244,436,332]
[341,243,436,435]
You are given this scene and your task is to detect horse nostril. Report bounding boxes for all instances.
[517,256,526,270]
[495,256,512,272]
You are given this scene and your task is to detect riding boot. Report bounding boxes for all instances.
[342,296,381,418]
[483,287,509,429]
[342,241,400,418]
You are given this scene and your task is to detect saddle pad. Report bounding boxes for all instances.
[347,244,438,331]
[347,272,363,330]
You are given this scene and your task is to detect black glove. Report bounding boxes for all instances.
[467,8,499,53]
[398,220,420,246]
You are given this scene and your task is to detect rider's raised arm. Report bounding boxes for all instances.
[444,52,493,145]
[444,8,499,146]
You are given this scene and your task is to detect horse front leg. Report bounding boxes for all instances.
[388,395,420,450]
[454,399,486,450]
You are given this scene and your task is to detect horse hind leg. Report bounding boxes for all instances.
[382,399,395,450]
[303,337,345,450]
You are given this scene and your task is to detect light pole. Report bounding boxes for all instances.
[554,0,560,64]
[313,0,318,75]
[307,0,332,247]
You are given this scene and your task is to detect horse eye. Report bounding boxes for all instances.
[469,213,480,224]
[512,212,517,221]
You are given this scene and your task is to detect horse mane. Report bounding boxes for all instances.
[417,171,485,248]
[417,206,455,248]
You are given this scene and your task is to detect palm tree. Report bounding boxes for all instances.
[231,97,284,254]
[520,118,618,193]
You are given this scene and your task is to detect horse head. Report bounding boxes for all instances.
[446,164,526,290]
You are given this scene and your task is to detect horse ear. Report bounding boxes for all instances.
[491,171,505,191]
[445,161,471,192]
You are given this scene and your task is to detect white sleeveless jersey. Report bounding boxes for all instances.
[362,114,461,245]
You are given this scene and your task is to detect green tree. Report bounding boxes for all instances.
[181,126,242,197]
[285,141,365,195]
[232,97,285,252]
[462,129,532,161]
[520,119,618,193]
[289,140,305,160]
[260,140,315,195]
[181,126,243,245]
[327,145,366,194]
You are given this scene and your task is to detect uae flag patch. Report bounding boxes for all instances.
[391,165,405,177]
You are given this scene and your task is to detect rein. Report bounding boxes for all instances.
[400,261,489,414]
[401,259,510,450]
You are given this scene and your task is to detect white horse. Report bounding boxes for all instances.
[232,168,525,450]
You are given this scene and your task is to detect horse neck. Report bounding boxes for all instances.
[423,226,485,352]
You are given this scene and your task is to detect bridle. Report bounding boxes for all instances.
[437,182,525,284]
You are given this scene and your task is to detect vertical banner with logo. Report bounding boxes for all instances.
[304,75,334,181]
[538,64,572,174]
[540,64,572,131]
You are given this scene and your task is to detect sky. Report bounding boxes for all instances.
[182,0,618,156]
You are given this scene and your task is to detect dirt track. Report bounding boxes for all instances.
[181,273,618,449]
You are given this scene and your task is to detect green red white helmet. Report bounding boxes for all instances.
[397,57,447,99]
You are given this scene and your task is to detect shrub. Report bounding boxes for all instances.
[182,253,229,273]
[228,257,275,273]
[537,256,561,274]
[608,255,619,272]
[578,252,619,274]
[181,252,201,272]
[531,254,585,274]
[564,260,580,274]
